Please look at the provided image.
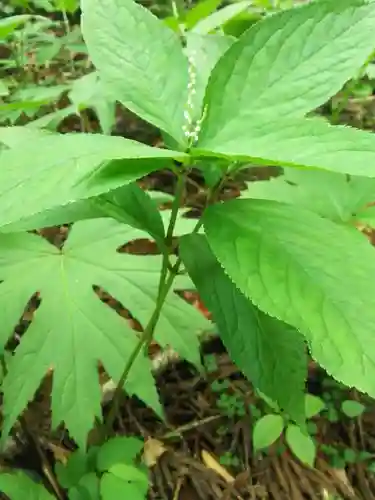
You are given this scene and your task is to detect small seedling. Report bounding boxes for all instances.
[253,413,285,452]
[304,394,326,419]
[207,360,247,419]
[327,406,340,423]
[217,392,246,418]
[321,444,375,469]
[252,393,325,467]
[0,437,149,499]
[211,379,230,393]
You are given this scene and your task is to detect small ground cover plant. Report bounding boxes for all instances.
[252,393,324,467]
[1,0,375,496]
[0,436,148,499]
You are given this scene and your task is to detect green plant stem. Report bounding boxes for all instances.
[61,9,75,75]
[104,164,225,439]
[158,168,186,296]
[104,257,180,437]
[104,168,187,438]
[170,0,185,40]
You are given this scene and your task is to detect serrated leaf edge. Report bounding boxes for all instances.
[202,222,356,393]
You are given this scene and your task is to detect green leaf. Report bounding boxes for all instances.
[195,116,375,178]
[109,463,148,487]
[97,437,144,471]
[55,0,79,13]
[81,0,189,145]
[196,160,225,188]
[184,0,222,29]
[0,15,42,39]
[304,394,325,419]
[355,204,375,227]
[198,0,375,145]
[341,400,366,418]
[11,84,69,105]
[1,184,173,237]
[256,390,280,414]
[92,183,166,248]
[242,168,375,223]
[0,200,103,233]
[222,10,261,38]
[343,448,357,464]
[327,407,339,423]
[27,106,78,131]
[100,471,147,500]
[366,63,375,79]
[203,199,375,400]
[252,414,284,451]
[0,126,51,148]
[0,133,186,230]
[191,1,252,34]
[55,450,88,488]
[69,72,116,135]
[0,218,207,446]
[0,80,9,97]
[180,233,306,422]
[68,473,100,500]
[0,471,54,500]
[0,182,167,235]
[285,424,316,467]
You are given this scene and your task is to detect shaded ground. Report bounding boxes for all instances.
[3,332,375,499]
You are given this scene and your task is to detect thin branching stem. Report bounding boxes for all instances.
[158,168,186,296]
[170,0,186,41]
[104,167,187,437]
[104,158,227,440]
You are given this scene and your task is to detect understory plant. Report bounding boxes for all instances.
[0,436,148,499]
[252,393,325,467]
[1,0,375,496]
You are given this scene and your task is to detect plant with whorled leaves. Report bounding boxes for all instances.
[0,0,375,496]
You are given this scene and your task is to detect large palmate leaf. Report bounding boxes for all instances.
[195,116,375,178]
[242,168,375,224]
[197,0,375,145]
[180,234,306,422]
[0,133,185,230]
[203,199,375,399]
[81,0,188,145]
[0,219,208,446]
